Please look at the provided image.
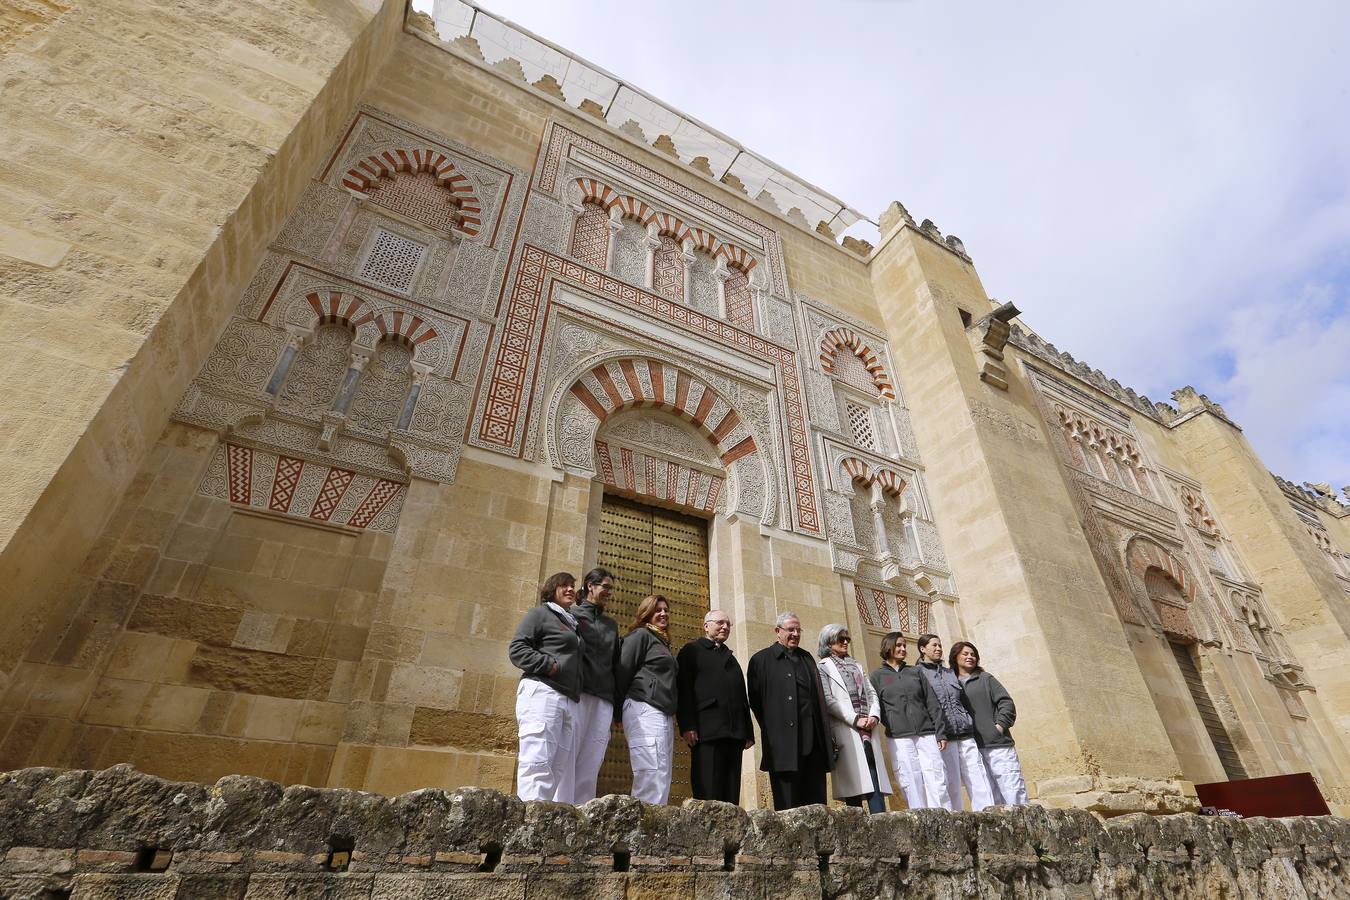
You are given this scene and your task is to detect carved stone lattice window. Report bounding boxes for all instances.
[725,267,754,330]
[348,341,413,433]
[846,403,877,451]
[358,228,427,294]
[570,202,609,268]
[366,170,460,233]
[652,234,685,302]
[833,348,881,397]
[278,324,351,414]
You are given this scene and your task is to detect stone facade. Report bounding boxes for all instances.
[1,0,1349,818]
[0,765,1348,899]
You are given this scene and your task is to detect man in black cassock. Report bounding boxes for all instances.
[677,609,754,803]
[746,611,833,810]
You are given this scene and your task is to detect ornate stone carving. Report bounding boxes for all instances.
[275,181,350,259]
[601,413,719,467]
[347,342,413,434]
[763,296,796,345]
[200,320,286,396]
[520,193,570,254]
[687,250,719,317]
[277,324,350,415]
[915,520,949,569]
[613,219,648,286]
[824,490,857,546]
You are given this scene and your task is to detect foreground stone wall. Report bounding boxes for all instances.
[0,766,1344,899]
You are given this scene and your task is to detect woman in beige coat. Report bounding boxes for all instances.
[817,623,892,812]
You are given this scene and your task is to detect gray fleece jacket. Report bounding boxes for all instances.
[616,627,678,714]
[958,669,1017,748]
[869,663,948,741]
[508,604,582,701]
[573,600,621,704]
[919,660,975,740]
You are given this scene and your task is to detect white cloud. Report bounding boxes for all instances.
[453,0,1350,487]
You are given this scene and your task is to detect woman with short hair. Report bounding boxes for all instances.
[916,633,996,811]
[616,594,678,804]
[950,640,1027,805]
[507,571,582,802]
[817,623,892,812]
[869,631,950,809]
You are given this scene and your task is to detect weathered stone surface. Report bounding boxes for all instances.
[69,873,182,899]
[0,767,1345,898]
[408,708,515,753]
[187,645,318,700]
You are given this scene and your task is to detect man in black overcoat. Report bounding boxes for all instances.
[676,609,755,803]
[746,611,833,810]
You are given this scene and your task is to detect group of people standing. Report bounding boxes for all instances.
[508,568,751,805]
[508,569,1027,812]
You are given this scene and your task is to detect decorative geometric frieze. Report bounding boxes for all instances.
[200,443,406,533]
[594,440,724,513]
[853,584,930,635]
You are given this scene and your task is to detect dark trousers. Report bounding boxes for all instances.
[768,759,828,810]
[691,739,743,803]
[844,742,887,813]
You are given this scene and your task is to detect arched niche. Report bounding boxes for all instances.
[1123,535,1221,643]
[546,353,775,524]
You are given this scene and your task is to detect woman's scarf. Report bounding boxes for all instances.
[546,601,577,629]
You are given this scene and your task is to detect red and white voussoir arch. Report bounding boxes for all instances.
[342,148,483,236]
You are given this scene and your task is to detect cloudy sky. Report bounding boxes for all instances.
[422,0,1349,493]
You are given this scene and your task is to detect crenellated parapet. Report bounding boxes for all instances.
[1008,324,1204,425]
[877,200,972,261]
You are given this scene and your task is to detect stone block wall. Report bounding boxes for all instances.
[0,765,1345,899]
[0,423,391,785]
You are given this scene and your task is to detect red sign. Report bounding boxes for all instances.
[1194,772,1330,818]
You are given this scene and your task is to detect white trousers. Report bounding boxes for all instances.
[559,692,614,804]
[515,679,577,802]
[622,698,673,805]
[940,736,997,811]
[886,735,951,810]
[982,746,1029,806]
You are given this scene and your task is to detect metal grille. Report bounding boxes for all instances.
[1170,642,1247,781]
[358,228,426,294]
[846,402,877,450]
[595,495,710,802]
